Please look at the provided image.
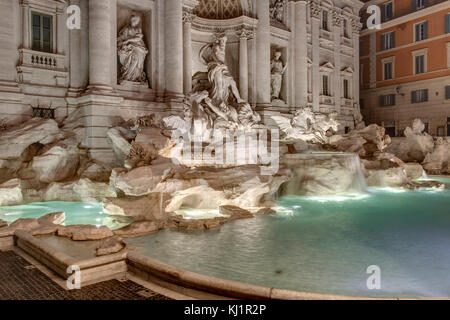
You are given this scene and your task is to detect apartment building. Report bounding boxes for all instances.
[359,0,450,137]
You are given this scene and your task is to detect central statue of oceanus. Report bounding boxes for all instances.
[166,34,262,136]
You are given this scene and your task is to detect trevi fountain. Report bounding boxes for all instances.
[0,0,449,300]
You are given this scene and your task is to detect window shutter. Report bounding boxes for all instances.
[412,0,417,11]
[380,95,384,106]
[424,89,428,102]
[445,86,450,99]
[445,15,450,34]
[392,94,396,106]
[381,34,385,50]
[415,24,420,41]
[424,21,428,39]
[411,91,416,103]
[390,32,395,49]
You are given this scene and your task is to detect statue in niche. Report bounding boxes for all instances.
[270,51,287,102]
[117,15,148,84]
[200,35,245,107]
[270,0,285,24]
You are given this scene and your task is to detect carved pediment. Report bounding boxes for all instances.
[320,62,335,72]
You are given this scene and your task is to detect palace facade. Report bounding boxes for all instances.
[0,0,363,165]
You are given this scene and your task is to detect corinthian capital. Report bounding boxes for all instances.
[236,27,254,40]
[309,1,321,19]
[182,9,196,24]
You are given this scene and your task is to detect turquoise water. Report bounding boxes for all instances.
[126,178,450,298]
[0,202,132,230]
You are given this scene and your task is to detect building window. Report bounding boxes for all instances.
[446,14,450,34]
[343,79,350,99]
[360,99,365,109]
[411,89,428,103]
[445,85,450,99]
[385,125,396,137]
[343,19,349,38]
[415,55,426,74]
[415,21,428,42]
[383,61,393,80]
[381,31,395,51]
[381,2,394,22]
[437,126,445,137]
[380,94,396,107]
[423,122,429,134]
[322,75,330,96]
[31,12,53,53]
[413,0,426,11]
[322,10,329,31]
[447,117,450,137]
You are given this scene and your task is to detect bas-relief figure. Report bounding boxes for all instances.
[117,15,148,84]
[270,51,287,102]
[270,0,285,24]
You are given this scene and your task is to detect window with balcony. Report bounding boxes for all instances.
[381,2,394,22]
[415,21,428,42]
[380,94,396,107]
[31,12,53,53]
[381,31,395,51]
[411,89,428,103]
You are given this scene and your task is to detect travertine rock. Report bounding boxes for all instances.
[0,118,62,160]
[0,179,23,206]
[402,163,425,180]
[107,127,132,165]
[219,205,253,220]
[45,178,116,203]
[114,221,162,237]
[9,218,40,231]
[96,236,126,256]
[37,212,65,226]
[57,225,114,241]
[102,193,170,221]
[31,139,80,183]
[365,167,409,188]
[0,219,7,228]
[422,138,450,174]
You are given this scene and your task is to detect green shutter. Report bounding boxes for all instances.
[445,14,450,34]
[424,21,428,40]
[412,0,417,11]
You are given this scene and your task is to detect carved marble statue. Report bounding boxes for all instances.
[117,15,148,84]
[174,34,262,131]
[270,0,285,23]
[270,51,287,102]
[271,107,341,144]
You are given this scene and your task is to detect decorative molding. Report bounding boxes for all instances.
[309,1,321,19]
[183,9,196,24]
[236,27,254,40]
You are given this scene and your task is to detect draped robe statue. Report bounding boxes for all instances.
[117,15,148,84]
[200,35,245,110]
[270,51,286,101]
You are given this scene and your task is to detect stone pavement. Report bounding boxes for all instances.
[0,251,170,300]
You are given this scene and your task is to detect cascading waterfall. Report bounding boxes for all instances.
[278,152,368,197]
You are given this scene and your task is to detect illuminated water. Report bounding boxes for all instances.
[0,201,132,230]
[126,177,450,298]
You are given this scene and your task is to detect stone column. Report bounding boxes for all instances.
[68,0,81,91]
[332,9,342,114]
[165,0,184,100]
[310,1,321,113]
[237,28,252,101]
[353,19,362,105]
[56,8,66,54]
[21,2,29,49]
[183,10,195,94]
[255,0,271,107]
[87,0,114,93]
[294,1,308,108]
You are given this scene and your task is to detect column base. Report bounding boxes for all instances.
[85,84,117,96]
